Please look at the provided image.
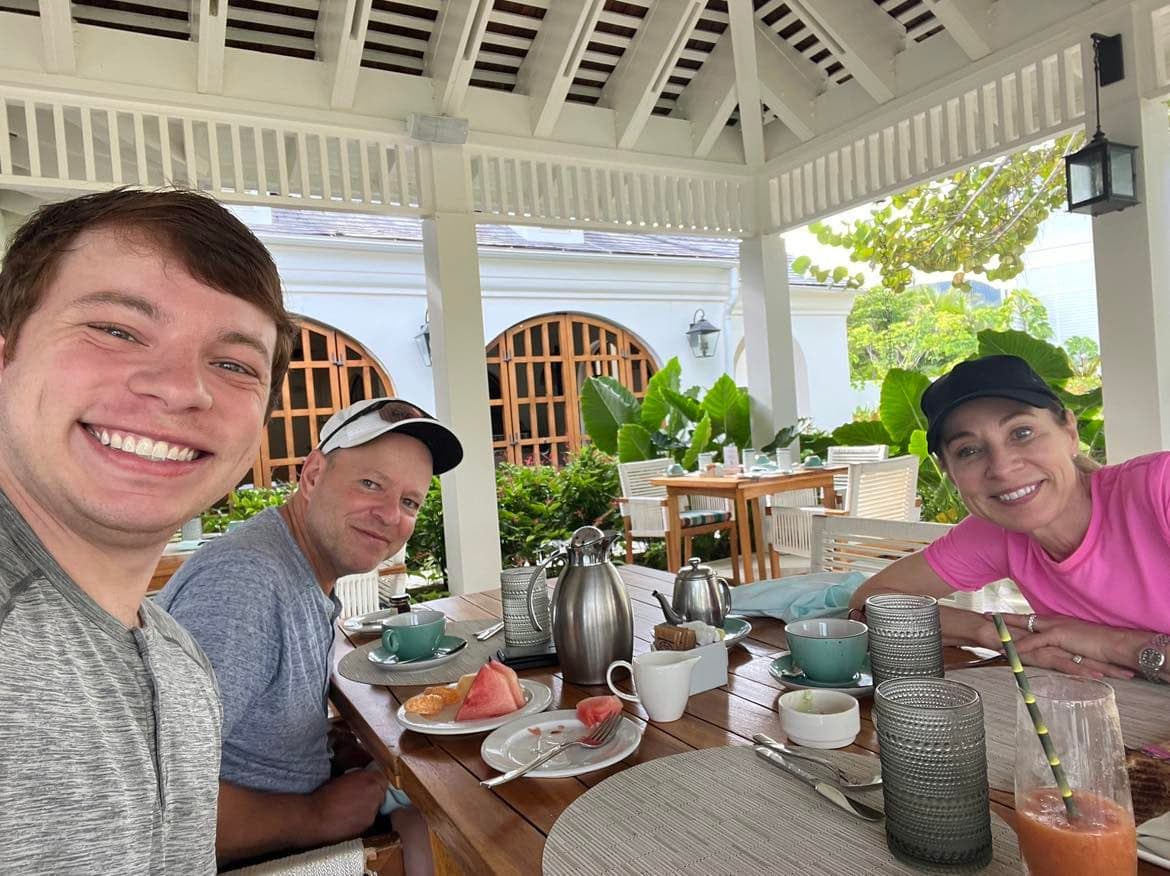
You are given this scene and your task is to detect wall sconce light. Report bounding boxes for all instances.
[1064,33,1139,215]
[686,308,720,359]
[414,310,432,367]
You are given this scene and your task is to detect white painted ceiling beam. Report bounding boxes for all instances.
[786,0,901,103]
[318,0,374,110]
[673,31,736,157]
[38,0,76,74]
[518,0,605,138]
[603,0,704,150]
[727,0,764,167]
[924,0,991,59]
[427,0,492,115]
[191,0,228,95]
[755,24,820,142]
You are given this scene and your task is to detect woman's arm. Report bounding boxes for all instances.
[848,552,1002,651]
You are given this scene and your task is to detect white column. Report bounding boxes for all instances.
[420,144,502,593]
[1085,12,1170,460]
[739,233,799,446]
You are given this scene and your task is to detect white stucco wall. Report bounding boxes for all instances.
[258,232,855,430]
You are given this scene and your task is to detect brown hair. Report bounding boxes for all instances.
[0,187,297,412]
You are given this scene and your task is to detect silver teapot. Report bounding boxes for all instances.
[653,557,732,627]
[527,525,633,685]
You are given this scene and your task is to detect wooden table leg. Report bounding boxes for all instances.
[665,492,683,573]
[752,497,768,580]
[822,478,838,510]
[734,492,754,584]
[428,830,465,876]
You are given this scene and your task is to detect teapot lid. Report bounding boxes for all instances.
[676,557,716,581]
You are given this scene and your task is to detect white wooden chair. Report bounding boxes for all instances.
[617,459,738,581]
[826,444,889,508]
[765,455,922,571]
[809,514,953,575]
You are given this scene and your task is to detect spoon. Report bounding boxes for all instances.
[753,734,882,790]
[392,639,469,665]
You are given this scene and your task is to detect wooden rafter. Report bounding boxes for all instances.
[923,0,991,60]
[37,0,75,74]
[318,0,374,109]
[518,0,605,137]
[785,0,902,103]
[191,0,227,94]
[427,0,492,115]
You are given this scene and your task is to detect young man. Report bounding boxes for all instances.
[158,398,462,866]
[0,188,297,873]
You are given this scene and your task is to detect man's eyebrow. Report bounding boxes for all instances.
[219,330,273,363]
[70,291,164,321]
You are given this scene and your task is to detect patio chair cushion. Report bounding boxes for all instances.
[679,509,732,528]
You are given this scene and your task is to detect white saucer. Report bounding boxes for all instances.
[769,652,874,697]
[396,679,552,736]
[481,710,643,779]
[367,635,467,671]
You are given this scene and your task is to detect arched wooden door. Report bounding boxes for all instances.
[250,317,395,486]
[487,314,658,468]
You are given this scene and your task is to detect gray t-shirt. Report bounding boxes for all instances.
[157,508,341,795]
[0,488,222,874]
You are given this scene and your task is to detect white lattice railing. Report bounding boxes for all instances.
[764,44,1086,232]
[467,147,756,235]
[0,87,425,212]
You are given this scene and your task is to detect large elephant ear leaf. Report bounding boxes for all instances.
[640,357,682,431]
[831,420,893,447]
[662,387,703,423]
[701,374,740,437]
[724,390,752,449]
[879,369,931,443]
[580,377,639,454]
[616,423,655,462]
[977,329,1073,386]
[683,415,713,470]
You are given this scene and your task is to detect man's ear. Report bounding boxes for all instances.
[298,449,326,497]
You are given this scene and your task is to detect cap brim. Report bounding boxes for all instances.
[329,419,464,474]
[927,388,1061,454]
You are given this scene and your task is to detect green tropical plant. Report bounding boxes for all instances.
[201,483,294,533]
[581,355,785,463]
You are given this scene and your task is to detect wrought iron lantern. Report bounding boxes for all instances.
[686,309,720,359]
[1065,33,1139,215]
[415,310,432,367]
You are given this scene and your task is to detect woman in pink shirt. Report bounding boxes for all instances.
[850,355,1169,683]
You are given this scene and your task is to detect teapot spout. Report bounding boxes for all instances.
[652,590,685,626]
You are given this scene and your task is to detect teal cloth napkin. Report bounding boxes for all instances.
[729,571,868,621]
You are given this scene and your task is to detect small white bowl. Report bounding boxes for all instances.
[777,689,861,749]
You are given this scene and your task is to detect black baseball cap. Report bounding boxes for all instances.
[317,397,464,475]
[921,355,1063,455]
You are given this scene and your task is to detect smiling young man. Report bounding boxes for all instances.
[0,189,296,874]
[157,398,462,867]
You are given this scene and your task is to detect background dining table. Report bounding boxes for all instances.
[329,565,1163,875]
[650,467,845,584]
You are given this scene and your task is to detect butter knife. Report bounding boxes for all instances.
[475,621,505,641]
[754,746,884,822]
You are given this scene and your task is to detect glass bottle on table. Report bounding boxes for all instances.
[1014,674,1137,876]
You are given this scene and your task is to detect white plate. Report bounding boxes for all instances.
[481,709,643,779]
[1140,846,1170,871]
[367,635,467,671]
[343,608,397,636]
[396,679,553,736]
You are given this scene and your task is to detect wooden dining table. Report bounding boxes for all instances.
[651,467,845,584]
[328,565,1162,875]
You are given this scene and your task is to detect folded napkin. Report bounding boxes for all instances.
[1139,811,1170,862]
[728,571,868,621]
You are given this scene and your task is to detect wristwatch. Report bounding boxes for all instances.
[1138,633,1170,682]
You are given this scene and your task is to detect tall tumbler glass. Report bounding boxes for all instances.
[1014,675,1136,876]
[501,567,551,648]
[874,677,992,869]
[865,594,945,686]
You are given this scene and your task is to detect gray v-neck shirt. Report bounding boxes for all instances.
[157,508,341,795]
[0,488,221,874]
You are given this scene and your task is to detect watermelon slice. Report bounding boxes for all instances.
[455,662,521,721]
[576,695,622,729]
[486,660,526,709]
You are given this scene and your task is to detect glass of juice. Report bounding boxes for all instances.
[1014,674,1137,876]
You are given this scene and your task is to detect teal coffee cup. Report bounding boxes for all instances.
[785,618,869,683]
[381,609,445,661]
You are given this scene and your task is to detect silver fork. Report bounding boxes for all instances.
[753,733,882,789]
[481,712,624,789]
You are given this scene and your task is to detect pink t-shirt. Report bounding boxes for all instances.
[923,452,1170,634]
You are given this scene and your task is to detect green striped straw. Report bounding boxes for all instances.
[991,613,1079,821]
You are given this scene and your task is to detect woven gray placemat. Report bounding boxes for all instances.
[948,665,1170,790]
[543,745,1021,875]
[337,619,500,686]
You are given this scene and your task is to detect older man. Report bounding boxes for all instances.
[0,188,296,873]
[158,397,462,866]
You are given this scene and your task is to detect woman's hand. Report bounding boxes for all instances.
[997,613,1139,679]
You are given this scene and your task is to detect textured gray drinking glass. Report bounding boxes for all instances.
[501,567,551,648]
[864,593,944,686]
[874,677,992,870]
